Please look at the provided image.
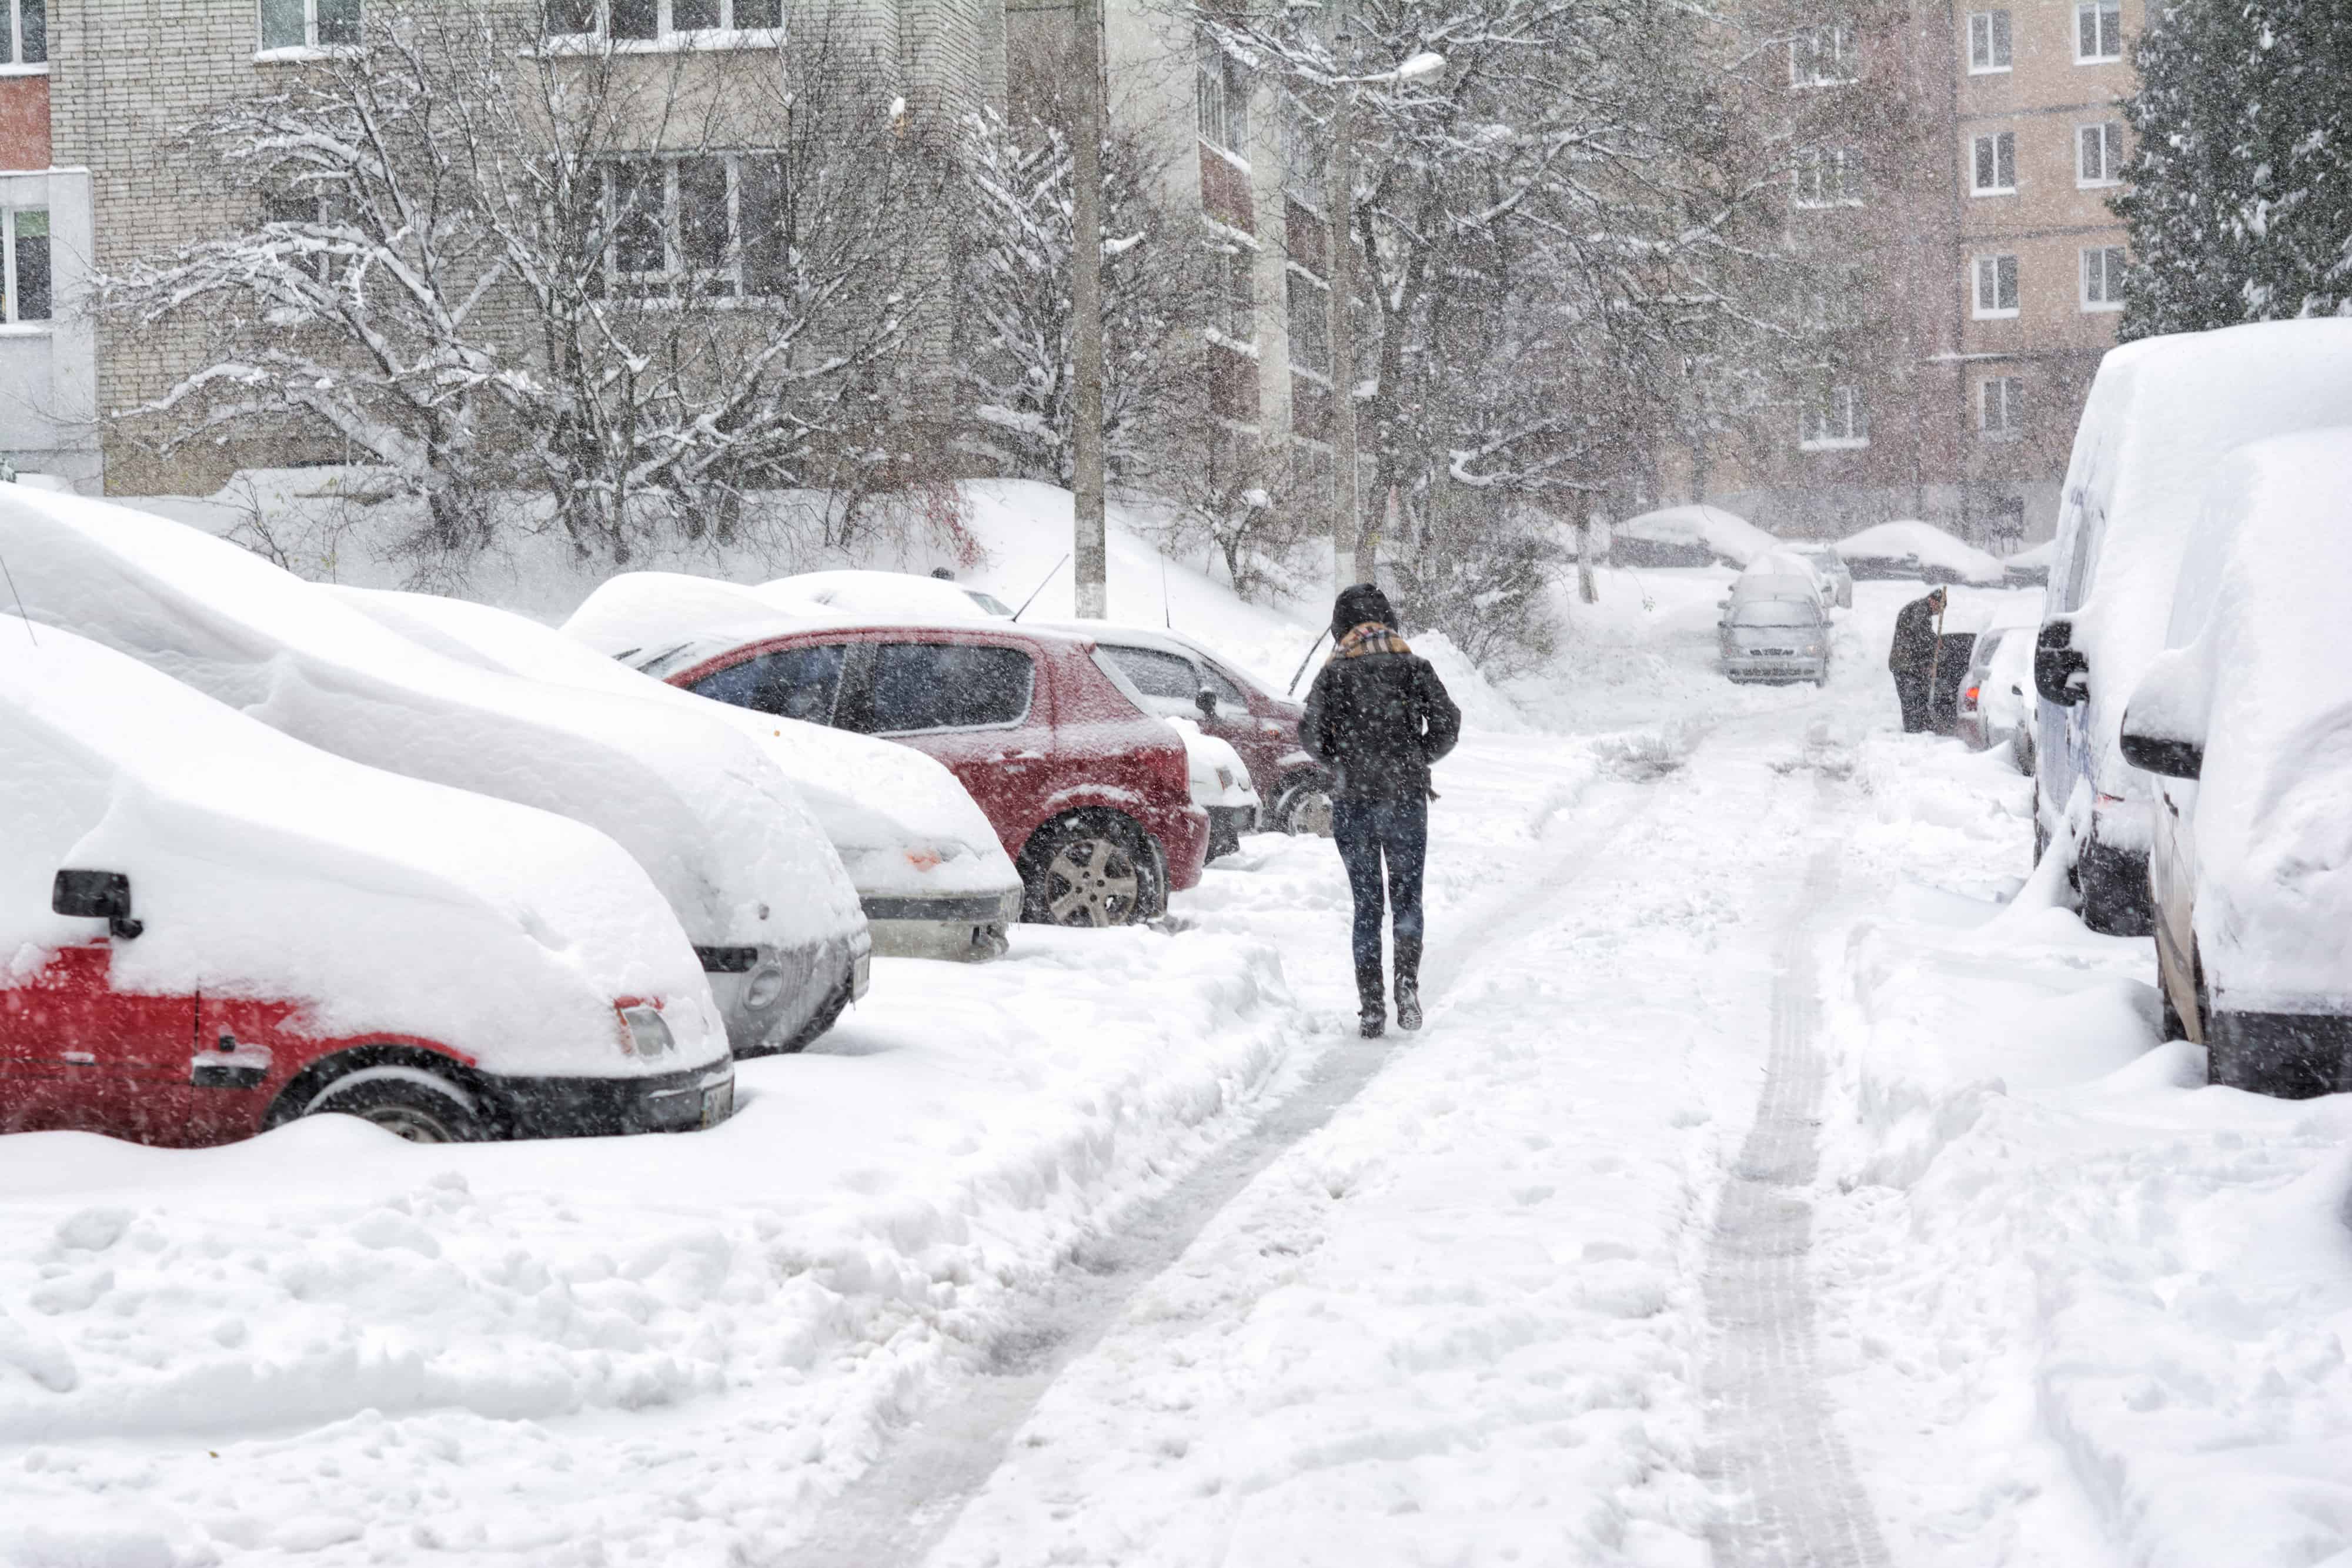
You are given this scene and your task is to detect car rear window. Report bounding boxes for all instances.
[689,644,845,724]
[865,642,1034,733]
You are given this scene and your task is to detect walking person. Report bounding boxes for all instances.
[1889,586,1946,734]
[1301,584,1462,1038]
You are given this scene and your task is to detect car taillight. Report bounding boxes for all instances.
[616,1002,676,1060]
[1964,684,1980,708]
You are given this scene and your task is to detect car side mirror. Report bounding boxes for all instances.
[2119,728,2203,780]
[1195,687,1218,720]
[53,870,143,940]
[2033,620,2089,707]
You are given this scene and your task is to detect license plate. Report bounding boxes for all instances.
[701,1081,734,1128]
[852,953,872,999]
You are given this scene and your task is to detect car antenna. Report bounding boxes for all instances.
[0,549,36,646]
[1160,555,1171,628]
[1285,627,1329,696]
[1010,553,1068,623]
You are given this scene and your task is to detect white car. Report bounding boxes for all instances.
[333,587,1025,963]
[1,629,731,1146]
[1166,717,1262,860]
[0,489,869,1056]
[1783,543,1855,608]
[2122,430,2352,1096]
[1952,622,2036,764]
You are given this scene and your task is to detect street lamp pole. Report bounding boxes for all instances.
[1070,0,1108,617]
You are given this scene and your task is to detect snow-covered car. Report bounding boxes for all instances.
[1729,553,1832,612]
[1,629,733,1146]
[566,573,1211,928]
[1953,623,2034,759]
[1717,592,1830,685]
[2120,431,2352,1095]
[1835,520,2006,586]
[1033,620,1333,835]
[2033,319,2352,934]
[1783,543,1855,608]
[2003,539,2053,587]
[769,569,1014,621]
[1609,504,1778,569]
[0,490,868,1055]
[1167,717,1262,860]
[330,587,1024,963]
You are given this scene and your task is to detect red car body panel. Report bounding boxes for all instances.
[664,626,1209,895]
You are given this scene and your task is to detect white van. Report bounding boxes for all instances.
[2033,319,2352,933]
[0,490,870,1055]
[1,630,731,1145]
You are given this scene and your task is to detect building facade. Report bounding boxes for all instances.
[0,0,101,490]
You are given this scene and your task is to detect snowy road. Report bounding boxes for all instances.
[8,574,2351,1567]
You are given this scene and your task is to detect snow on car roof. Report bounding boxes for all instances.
[0,627,724,1075]
[1834,520,2006,584]
[1612,504,1780,567]
[0,489,860,957]
[768,569,1014,621]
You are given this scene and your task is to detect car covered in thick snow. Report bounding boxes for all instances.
[0,490,868,1055]
[770,569,1015,621]
[566,573,1211,928]
[1783,543,1855,608]
[1835,520,2006,586]
[2120,432,2352,1096]
[1608,504,1779,569]
[330,587,1025,962]
[1,630,733,1145]
[1718,561,1831,684]
[2032,319,2352,934]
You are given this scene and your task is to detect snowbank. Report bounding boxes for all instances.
[0,630,724,1078]
[1611,503,1780,568]
[1835,520,2006,585]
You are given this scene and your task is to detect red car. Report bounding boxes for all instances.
[644,623,1210,928]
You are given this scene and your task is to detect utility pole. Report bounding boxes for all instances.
[1070,0,1108,617]
[1327,76,1364,591]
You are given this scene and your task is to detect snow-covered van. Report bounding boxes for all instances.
[1,630,733,1146]
[0,489,868,1055]
[332,587,1025,964]
[2120,432,2352,1096]
[2032,320,2352,934]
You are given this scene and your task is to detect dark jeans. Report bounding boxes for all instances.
[1332,797,1428,1002]
[1895,672,1931,733]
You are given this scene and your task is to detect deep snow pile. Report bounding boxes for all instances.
[1836,520,2007,585]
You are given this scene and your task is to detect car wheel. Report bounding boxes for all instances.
[1274,775,1335,838]
[1021,815,1157,927]
[304,1065,491,1144]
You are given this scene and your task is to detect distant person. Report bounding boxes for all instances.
[1301,584,1462,1038]
[1889,585,1946,733]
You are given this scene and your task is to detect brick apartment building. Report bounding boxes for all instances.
[0,0,1004,496]
[1705,0,2141,550]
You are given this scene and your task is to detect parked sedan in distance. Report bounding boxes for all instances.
[335,587,1024,963]
[1,630,733,1146]
[1953,623,2034,760]
[1035,621,1334,835]
[1718,591,1830,685]
[1784,544,1855,609]
[567,574,1211,928]
[2122,430,2352,1096]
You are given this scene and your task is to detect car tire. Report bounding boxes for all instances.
[1020,813,1161,928]
[1272,774,1335,838]
[303,1065,493,1144]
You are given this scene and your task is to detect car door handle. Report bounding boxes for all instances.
[60,1051,96,1065]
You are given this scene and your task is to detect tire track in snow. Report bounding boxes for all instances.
[774,755,1690,1568]
[1702,837,1892,1568]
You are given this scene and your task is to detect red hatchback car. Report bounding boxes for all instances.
[648,623,1209,928]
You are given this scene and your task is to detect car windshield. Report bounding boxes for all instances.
[1733,603,1819,628]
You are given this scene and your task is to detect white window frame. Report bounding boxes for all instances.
[541,0,785,47]
[2075,0,2122,62]
[0,205,49,328]
[1800,385,1869,451]
[1790,21,1858,87]
[1197,43,1251,164]
[600,152,787,303]
[1791,146,1863,209]
[1979,376,2023,439]
[1285,265,1331,380]
[1966,9,2010,73]
[1970,130,2017,196]
[1972,253,2020,319]
[257,0,361,57]
[2082,245,2127,311]
[2077,121,2124,186]
[0,0,45,72]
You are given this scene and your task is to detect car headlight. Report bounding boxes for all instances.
[1215,765,1234,792]
[616,1002,676,1060]
[744,966,787,1011]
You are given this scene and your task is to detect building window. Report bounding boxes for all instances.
[1281,97,1327,211]
[543,0,781,39]
[4,0,44,66]
[263,193,345,285]
[1967,9,2010,72]
[1790,22,1857,86]
[1979,376,2023,438]
[1286,269,1329,375]
[600,153,789,300]
[1792,147,1863,208]
[2082,245,2127,310]
[2078,121,2125,185]
[2,207,49,324]
[2076,0,2121,61]
[1197,44,1250,161]
[1217,244,1254,340]
[1970,130,2016,195]
[1800,385,1867,450]
[259,0,360,51]
[1972,253,2019,317]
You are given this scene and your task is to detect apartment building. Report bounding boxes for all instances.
[0,0,1003,497]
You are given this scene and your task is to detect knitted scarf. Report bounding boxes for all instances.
[1332,621,1412,660]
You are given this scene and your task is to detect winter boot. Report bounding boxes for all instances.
[1356,961,1387,1039]
[1394,937,1424,1032]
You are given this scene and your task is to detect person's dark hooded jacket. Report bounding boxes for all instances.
[1301,584,1462,803]
[1889,593,1943,676]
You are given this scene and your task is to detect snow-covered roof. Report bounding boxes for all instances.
[1612,504,1779,567]
[770,569,1014,621]
[1834,520,2006,585]
[0,627,726,1076]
